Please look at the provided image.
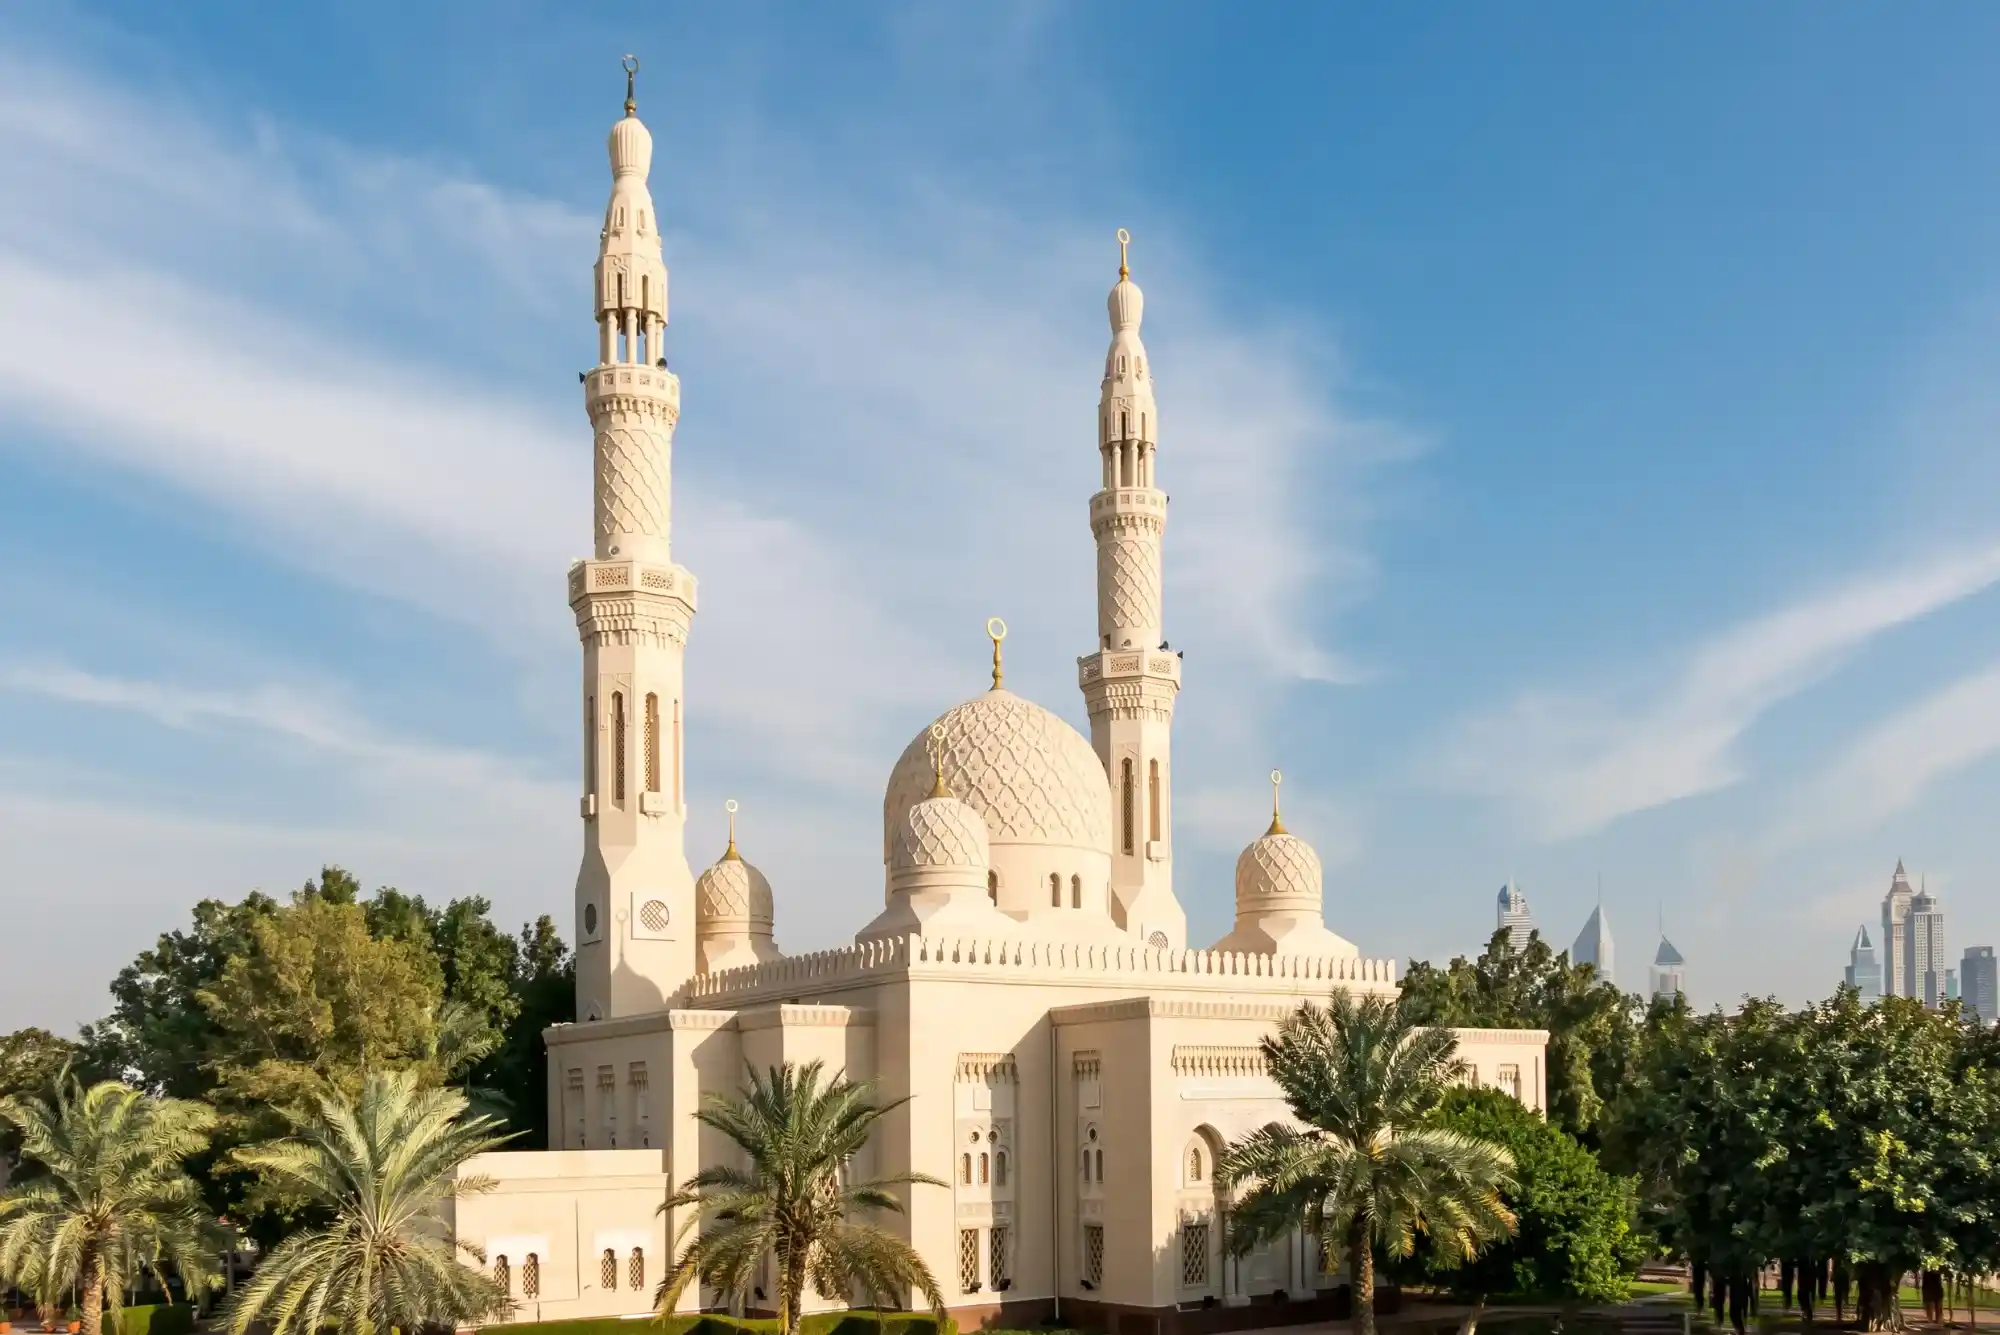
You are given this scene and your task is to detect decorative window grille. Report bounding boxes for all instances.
[612,692,627,802]
[1180,1218,1210,1288]
[1083,1225,1104,1287]
[630,1247,645,1291]
[523,1253,541,1299]
[494,1255,510,1294]
[995,1150,1008,1186]
[601,1248,618,1289]
[960,1153,971,1185]
[978,1152,989,1185]
[1187,1145,1204,1183]
[989,1227,1010,1290]
[958,1228,981,1294]
[1148,759,1161,841]
[1120,760,1135,854]
[644,694,660,792]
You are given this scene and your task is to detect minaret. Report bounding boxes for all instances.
[570,57,699,1021]
[1078,230,1187,949]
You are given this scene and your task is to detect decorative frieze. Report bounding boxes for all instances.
[1170,1045,1269,1079]
[957,1053,1019,1082]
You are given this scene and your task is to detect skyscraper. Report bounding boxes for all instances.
[1844,925,1879,1003]
[1496,879,1534,951]
[1650,935,1686,1001]
[1964,947,1997,1027]
[1907,882,1947,1007]
[1881,860,1914,998]
[1571,902,1615,987]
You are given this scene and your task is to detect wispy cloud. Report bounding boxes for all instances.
[1429,544,2000,840]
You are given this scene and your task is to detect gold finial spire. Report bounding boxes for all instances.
[622,54,640,117]
[927,723,951,799]
[1116,227,1130,281]
[986,617,1008,691]
[1266,769,1286,836]
[722,798,741,861]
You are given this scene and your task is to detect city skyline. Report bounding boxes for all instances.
[7,6,2000,1029]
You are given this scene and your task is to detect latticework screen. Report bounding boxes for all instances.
[958,1228,981,1293]
[1083,1225,1104,1286]
[1180,1218,1210,1288]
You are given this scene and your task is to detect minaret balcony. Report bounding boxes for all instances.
[1078,648,1181,688]
[1089,488,1166,518]
[583,363,682,419]
[568,558,698,619]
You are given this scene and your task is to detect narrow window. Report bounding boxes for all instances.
[995,1150,1009,1186]
[1180,1220,1209,1288]
[601,1248,618,1290]
[1141,410,1148,438]
[494,1255,510,1295]
[1188,1144,1204,1182]
[672,699,682,809]
[961,1153,972,1185]
[1095,1148,1104,1180]
[1120,759,1135,854]
[612,692,627,802]
[979,1152,990,1185]
[1081,1148,1091,1181]
[987,870,998,903]
[585,694,597,797]
[1050,873,1061,907]
[958,1229,981,1294]
[1118,355,1127,375]
[644,694,660,792]
[1071,874,1082,908]
[990,1226,1010,1289]
[1148,759,1161,842]
[523,1253,541,1300]
[1120,410,1128,440]
[629,1248,645,1291]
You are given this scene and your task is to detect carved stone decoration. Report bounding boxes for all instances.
[893,795,991,870]
[1234,829,1323,911]
[595,423,672,544]
[1100,535,1162,633]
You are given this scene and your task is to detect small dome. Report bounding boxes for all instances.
[609,114,653,180]
[893,794,990,871]
[883,689,1112,860]
[1234,826,1323,912]
[1108,276,1143,333]
[696,845,773,930]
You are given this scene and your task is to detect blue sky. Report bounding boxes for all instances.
[5,3,2000,1030]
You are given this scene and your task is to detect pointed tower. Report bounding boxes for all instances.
[570,58,699,1021]
[1078,230,1186,949]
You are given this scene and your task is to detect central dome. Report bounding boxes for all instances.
[884,689,1112,860]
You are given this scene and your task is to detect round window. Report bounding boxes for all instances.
[584,903,599,935]
[1148,931,1170,950]
[640,899,670,932]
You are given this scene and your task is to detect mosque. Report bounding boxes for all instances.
[448,66,1548,1334]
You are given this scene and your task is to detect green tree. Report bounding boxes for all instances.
[1400,1088,1645,1301]
[0,1029,92,1167]
[0,1079,225,1335]
[221,1068,511,1335]
[474,916,573,1140]
[1216,991,1516,1335]
[655,1062,945,1335]
[1400,929,1636,1141]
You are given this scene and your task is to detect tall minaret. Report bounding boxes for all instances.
[1079,230,1188,949]
[570,57,699,1021]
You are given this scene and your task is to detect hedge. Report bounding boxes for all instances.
[485,1313,956,1335]
[109,1306,197,1335]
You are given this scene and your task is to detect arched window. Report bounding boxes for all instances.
[1187,1144,1204,1183]
[601,1248,618,1289]
[1095,1148,1104,1180]
[629,1247,645,1291]
[979,1152,990,1185]
[987,870,998,903]
[1050,873,1061,907]
[995,1150,1009,1186]
[494,1255,510,1294]
[612,692,627,802]
[523,1253,540,1299]
[1120,410,1128,441]
[1119,356,1127,376]
[644,694,660,793]
[1120,759,1136,854]
[961,1153,972,1185]
[1071,874,1082,908]
[1148,759,1161,842]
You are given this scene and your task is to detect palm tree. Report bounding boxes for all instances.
[655,1061,946,1335]
[221,1068,512,1335]
[1217,990,1517,1335]
[0,1077,225,1335]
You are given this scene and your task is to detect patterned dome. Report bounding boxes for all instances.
[892,794,990,871]
[696,848,773,931]
[1234,826,1322,912]
[884,689,1112,860]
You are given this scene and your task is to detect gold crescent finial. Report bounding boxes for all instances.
[622,54,640,117]
[1267,769,1286,836]
[986,617,1008,690]
[927,723,951,799]
[723,797,740,860]
[1116,227,1131,281]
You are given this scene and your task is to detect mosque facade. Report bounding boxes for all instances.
[449,75,1549,1334]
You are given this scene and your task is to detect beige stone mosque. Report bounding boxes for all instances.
[450,66,1548,1334]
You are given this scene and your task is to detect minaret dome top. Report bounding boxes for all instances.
[608,56,653,180]
[1108,228,1144,332]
